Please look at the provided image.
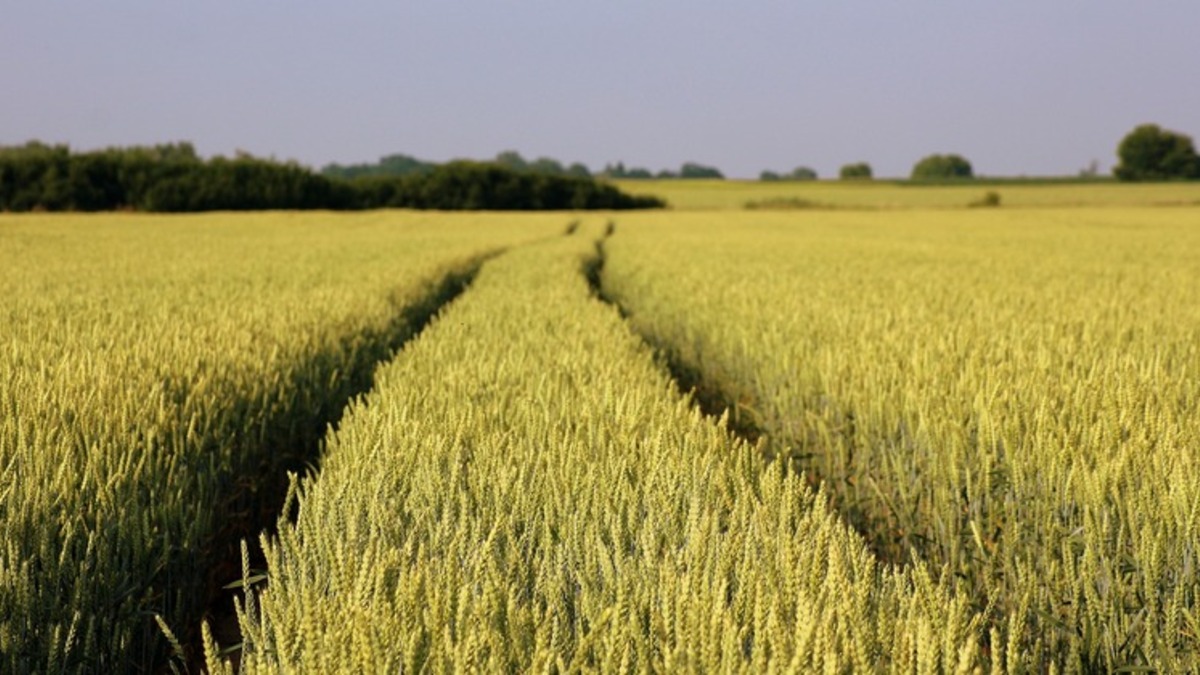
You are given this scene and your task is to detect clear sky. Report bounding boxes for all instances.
[3,1,1198,179]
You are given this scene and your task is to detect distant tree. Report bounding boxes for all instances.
[839,162,873,180]
[1078,159,1101,179]
[656,169,678,179]
[0,140,660,212]
[679,162,723,179]
[0,141,69,210]
[600,162,627,178]
[402,161,662,210]
[600,163,655,179]
[494,151,529,172]
[377,154,436,176]
[911,153,974,180]
[760,166,816,182]
[322,153,434,179]
[789,166,818,180]
[527,157,566,175]
[1113,124,1200,181]
[565,162,592,178]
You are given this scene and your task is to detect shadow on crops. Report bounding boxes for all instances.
[582,229,918,569]
[583,224,763,448]
[177,256,492,673]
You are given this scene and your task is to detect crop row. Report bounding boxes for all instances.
[211,223,981,673]
[9,207,1195,672]
[600,208,1200,671]
[0,212,560,672]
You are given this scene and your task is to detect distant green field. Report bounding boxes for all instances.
[610,178,1200,210]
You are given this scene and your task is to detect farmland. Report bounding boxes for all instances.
[215,225,977,673]
[2,188,1199,672]
[602,208,1200,670]
[0,212,561,672]
[612,178,1200,210]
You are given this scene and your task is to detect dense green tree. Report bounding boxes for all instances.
[528,157,565,175]
[761,167,818,181]
[789,167,818,180]
[601,161,627,178]
[565,162,592,178]
[322,153,435,179]
[839,162,873,180]
[0,142,660,212]
[404,161,662,210]
[1113,124,1200,181]
[599,162,656,179]
[679,162,723,179]
[0,142,70,210]
[326,151,598,180]
[493,150,529,172]
[911,153,974,180]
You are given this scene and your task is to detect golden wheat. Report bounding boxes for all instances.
[601,208,1200,671]
[0,211,560,672]
[221,222,981,673]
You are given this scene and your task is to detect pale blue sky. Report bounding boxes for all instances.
[3,1,1198,178]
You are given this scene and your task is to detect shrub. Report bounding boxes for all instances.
[969,191,1001,208]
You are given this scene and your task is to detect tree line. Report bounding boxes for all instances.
[0,142,664,212]
[4,122,1193,212]
[600,161,725,180]
[765,124,1200,182]
[324,151,728,182]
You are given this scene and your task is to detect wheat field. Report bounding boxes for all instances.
[602,208,1200,671]
[3,199,1198,672]
[0,212,560,672]
[611,178,1200,210]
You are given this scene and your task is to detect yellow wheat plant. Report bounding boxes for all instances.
[0,211,559,672]
[220,222,982,673]
[602,208,1200,671]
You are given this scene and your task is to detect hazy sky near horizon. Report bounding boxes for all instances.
[3,2,1198,179]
